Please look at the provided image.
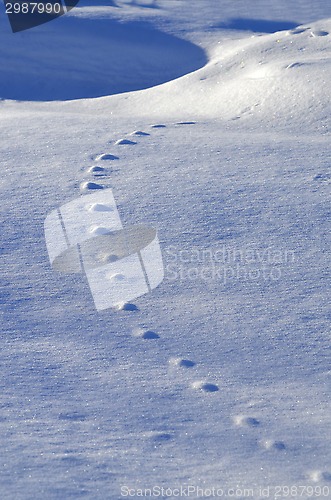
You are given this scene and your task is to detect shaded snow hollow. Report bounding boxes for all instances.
[0,13,206,101]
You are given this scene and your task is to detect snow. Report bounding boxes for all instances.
[0,0,330,499]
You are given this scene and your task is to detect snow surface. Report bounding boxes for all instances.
[0,0,330,499]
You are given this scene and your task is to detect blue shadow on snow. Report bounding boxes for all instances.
[215,18,299,33]
[0,15,207,101]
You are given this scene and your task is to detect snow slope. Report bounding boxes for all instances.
[86,18,331,132]
[0,1,330,499]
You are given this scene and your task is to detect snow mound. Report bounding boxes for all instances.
[105,18,331,131]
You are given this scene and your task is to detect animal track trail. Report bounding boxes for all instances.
[232,415,288,454]
[87,122,224,404]
[82,118,197,200]
[80,120,292,454]
[232,415,287,453]
[289,27,329,37]
[86,121,222,402]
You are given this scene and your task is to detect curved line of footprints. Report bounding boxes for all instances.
[80,121,226,392]
[78,121,330,480]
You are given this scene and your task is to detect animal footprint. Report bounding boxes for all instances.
[95,153,119,161]
[115,302,138,312]
[86,202,113,212]
[289,27,309,35]
[286,62,305,69]
[150,124,166,128]
[88,225,112,236]
[145,431,173,443]
[169,357,195,368]
[80,181,104,192]
[87,166,106,177]
[231,103,260,121]
[115,139,137,145]
[191,381,219,392]
[176,121,196,125]
[308,470,331,482]
[132,327,159,339]
[259,439,286,451]
[233,415,260,427]
[130,130,150,136]
[310,30,329,37]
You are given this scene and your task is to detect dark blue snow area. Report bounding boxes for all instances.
[0,15,207,101]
